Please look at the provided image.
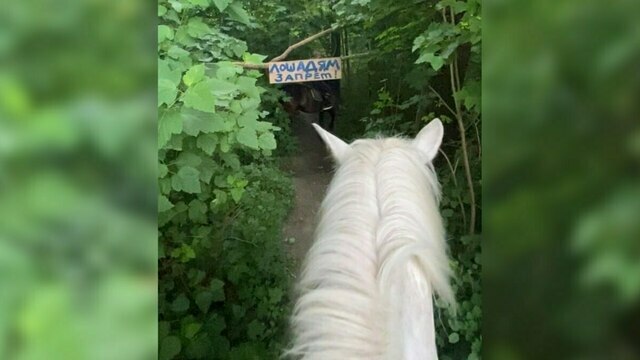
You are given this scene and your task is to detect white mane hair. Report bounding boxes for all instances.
[285,119,455,360]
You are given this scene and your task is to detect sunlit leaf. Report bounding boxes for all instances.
[213,0,231,12]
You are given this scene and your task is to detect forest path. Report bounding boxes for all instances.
[282,112,333,273]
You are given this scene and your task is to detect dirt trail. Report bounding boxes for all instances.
[282,112,333,272]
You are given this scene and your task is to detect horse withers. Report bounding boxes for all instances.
[286,119,455,360]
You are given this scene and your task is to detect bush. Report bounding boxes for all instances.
[159,163,293,359]
[158,1,297,358]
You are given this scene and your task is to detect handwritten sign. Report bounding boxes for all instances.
[268,57,342,84]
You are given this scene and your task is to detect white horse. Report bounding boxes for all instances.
[286,119,455,360]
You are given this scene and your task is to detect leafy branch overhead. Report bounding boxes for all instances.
[228,26,373,70]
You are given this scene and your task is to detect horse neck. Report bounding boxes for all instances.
[291,150,384,359]
[291,140,452,359]
[373,146,451,360]
[318,142,443,258]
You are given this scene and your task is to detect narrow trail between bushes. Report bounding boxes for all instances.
[282,112,333,273]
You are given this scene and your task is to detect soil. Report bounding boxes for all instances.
[281,111,334,273]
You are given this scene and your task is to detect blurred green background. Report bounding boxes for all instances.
[484,0,640,359]
[2,0,639,358]
[0,1,157,359]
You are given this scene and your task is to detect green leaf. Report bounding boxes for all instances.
[160,336,181,360]
[236,76,261,98]
[236,127,259,149]
[159,110,182,148]
[158,79,178,107]
[431,56,445,71]
[172,166,201,193]
[158,60,181,107]
[448,332,460,344]
[159,178,172,196]
[241,53,267,64]
[168,45,190,60]
[182,81,216,112]
[159,321,170,339]
[158,5,167,16]
[258,132,276,150]
[159,195,174,212]
[196,134,218,155]
[175,26,196,47]
[457,80,480,112]
[159,59,182,85]
[159,163,168,178]
[213,0,231,11]
[216,62,242,80]
[173,244,196,261]
[212,190,228,207]
[206,314,227,335]
[268,288,283,303]
[183,64,206,86]
[158,25,174,43]
[226,3,252,25]
[229,100,243,114]
[210,279,225,301]
[438,0,467,13]
[239,97,260,110]
[174,151,202,168]
[220,153,240,169]
[230,42,248,58]
[247,320,265,340]
[166,133,184,150]
[209,78,239,95]
[187,18,211,38]
[186,336,215,359]
[164,9,180,23]
[195,291,213,313]
[181,108,228,135]
[184,323,202,339]
[416,52,445,71]
[172,294,190,312]
[230,187,244,203]
[188,199,207,223]
[169,0,183,12]
[237,110,259,127]
[199,157,216,183]
[188,0,210,7]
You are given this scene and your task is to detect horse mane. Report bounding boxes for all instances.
[285,135,454,359]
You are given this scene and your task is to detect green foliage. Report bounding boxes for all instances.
[158,1,296,358]
[1,1,157,359]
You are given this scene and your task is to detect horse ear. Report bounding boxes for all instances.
[413,118,444,162]
[312,123,350,163]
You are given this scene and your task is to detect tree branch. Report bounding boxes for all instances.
[442,7,476,235]
[439,148,468,230]
[339,52,371,61]
[233,62,269,69]
[272,27,337,62]
[233,52,369,70]
[428,85,457,118]
[450,60,476,235]
[232,27,348,69]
